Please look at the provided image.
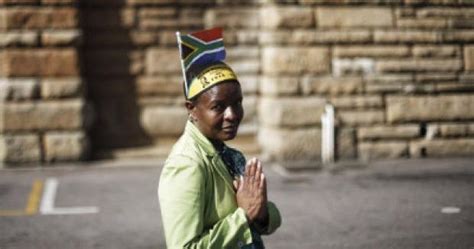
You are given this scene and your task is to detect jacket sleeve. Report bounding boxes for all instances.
[158,156,253,249]
[262,201,282,235]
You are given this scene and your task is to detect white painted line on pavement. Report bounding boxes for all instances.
[40,178,99,215]
[441,206,461,214]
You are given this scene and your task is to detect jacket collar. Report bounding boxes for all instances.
[186,120,235,188]
[185,120,218,157]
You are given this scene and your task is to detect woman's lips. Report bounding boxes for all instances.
[222,126,237,132]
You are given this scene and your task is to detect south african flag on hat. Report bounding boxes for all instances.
[179,27,225,71]
[176,27,226,96]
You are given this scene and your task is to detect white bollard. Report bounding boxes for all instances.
[321,104,335,165]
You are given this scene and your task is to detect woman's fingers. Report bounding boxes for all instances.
[259,173,265,189]
[233,177,241,192]
[254,160,262,183]
[242,158,268,192]
[233,180,238,191]
[244,158,256,188]
[248,158,257,177]
[261,173,268,200]
[244,159,252,177]
[239,175,244,191]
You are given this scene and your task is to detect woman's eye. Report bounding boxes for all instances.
[212,104,225,111]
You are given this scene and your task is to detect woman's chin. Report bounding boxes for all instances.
[220,130,238,141]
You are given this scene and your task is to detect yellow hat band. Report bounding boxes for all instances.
[188,65,238,99]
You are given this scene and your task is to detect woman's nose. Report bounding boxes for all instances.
[224,106,238,121]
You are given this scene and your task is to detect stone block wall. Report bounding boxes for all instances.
[0,0,91,166]
[256,2,474,167]
[81,0,262,159]
[1,0,474,167]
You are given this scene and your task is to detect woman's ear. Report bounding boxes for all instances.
[185,100,195,113]
[185,100,196,121]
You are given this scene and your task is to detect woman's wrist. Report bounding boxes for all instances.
[254,207,269,232]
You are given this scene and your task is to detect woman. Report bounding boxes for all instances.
[158,29,281,249]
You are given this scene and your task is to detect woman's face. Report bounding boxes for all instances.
[186,81,244,142]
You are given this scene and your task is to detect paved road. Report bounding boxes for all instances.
[0,158,473,249]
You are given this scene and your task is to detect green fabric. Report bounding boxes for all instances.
[158,121,281,249]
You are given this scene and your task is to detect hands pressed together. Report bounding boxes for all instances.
[233,158,269,227]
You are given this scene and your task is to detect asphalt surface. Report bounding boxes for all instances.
[0,158,473,249]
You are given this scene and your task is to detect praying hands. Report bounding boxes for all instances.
[233,158,269,227]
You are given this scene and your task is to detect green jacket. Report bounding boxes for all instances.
[158,121,281,249]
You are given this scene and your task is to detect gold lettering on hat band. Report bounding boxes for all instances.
[188,66,238,99]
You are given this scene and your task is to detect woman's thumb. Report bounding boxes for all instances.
[233,179,239,191]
